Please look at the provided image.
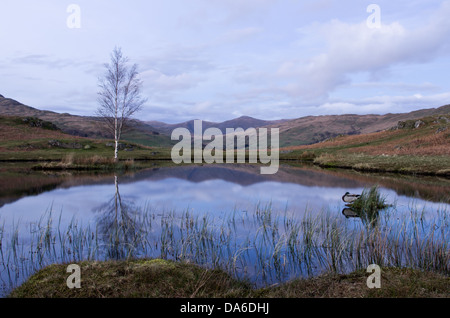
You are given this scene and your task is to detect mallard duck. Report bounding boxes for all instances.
[342,192,361,203]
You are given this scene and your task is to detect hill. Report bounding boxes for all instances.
[1,94,450,148]
[0,95,175,147]
[268,104,450,147]
[0,115,173,162]
[281,113,450,176]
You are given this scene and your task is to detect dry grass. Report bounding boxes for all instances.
[348,130,450,156]
[282,115,450,157]
[8,260,449,298]
[34,155,135,171]
[0,116,80,144]
[262,267,449,298]
[8,259,253,298]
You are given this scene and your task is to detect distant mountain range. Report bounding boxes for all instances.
[146,116,287,135]
[1,94,449,147]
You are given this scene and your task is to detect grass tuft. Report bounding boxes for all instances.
[347,186,391,224]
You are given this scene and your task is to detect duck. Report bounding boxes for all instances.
[342,192,361,203]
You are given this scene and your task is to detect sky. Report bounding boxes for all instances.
[1,0,450,123]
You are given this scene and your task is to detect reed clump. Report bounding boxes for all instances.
[346,186,391,224]
[0,203,448,298]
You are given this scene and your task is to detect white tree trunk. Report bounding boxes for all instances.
[114,139,119,161]
[114,109,119,162]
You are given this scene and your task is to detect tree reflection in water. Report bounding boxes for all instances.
[93,175,143,260]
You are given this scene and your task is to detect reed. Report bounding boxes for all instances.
[0,202,448,297]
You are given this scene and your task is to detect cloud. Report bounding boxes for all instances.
[10,54,94,70]
[276,1,450,99]
[350,81,441,93]
[314,91,450,115]
[141,69,202,91]
[221,27,263,42]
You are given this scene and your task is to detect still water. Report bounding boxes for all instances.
[0,163,449,296]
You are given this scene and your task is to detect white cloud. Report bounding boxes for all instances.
[141,69,202,91]
[276,1,450,99]
[221,27,263,42]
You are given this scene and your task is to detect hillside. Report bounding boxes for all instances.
[0,115,173,161]
[0,95,175,147]
[269,104,450,147]
[1,94,450,148]
[281,114,450,176]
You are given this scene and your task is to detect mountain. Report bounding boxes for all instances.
[147,105,450,147]
[1,94,449,148]
[146,116,287,135]
[0,95,175,147]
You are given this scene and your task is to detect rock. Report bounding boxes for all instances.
[438,116,450,123]
[83,145,92,150]
[395,121,406,130]
[0,94,4,98]
[48,140,82,149]
[23,117,58,130]
[23,117,44,128]
[48,140,62,147]
[435,127,448,134]
[105,142,135,150]
[414,120,425,128]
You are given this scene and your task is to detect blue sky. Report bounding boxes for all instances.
[1,0,449,123]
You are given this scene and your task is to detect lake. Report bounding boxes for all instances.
[0,162,449,296]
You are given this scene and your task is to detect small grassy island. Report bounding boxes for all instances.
[8,259,449,298]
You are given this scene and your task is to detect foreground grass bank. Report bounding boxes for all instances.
[8,259,449,298]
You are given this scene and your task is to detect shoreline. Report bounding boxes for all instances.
[0,156,446,177]
[7,258,449,298]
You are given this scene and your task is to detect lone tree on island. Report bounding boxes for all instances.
[96,47,146,161]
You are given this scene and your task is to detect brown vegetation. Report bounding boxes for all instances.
[8,259,449,298]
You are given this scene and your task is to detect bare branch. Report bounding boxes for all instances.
[96,47,146,160]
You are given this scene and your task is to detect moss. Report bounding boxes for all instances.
[8,260,449,298]
[8,259,254,298]
[260,267,449,298]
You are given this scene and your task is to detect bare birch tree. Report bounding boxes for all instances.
[96,47,146,161]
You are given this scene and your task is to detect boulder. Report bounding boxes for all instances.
[48,140,82,149]
[395,121,406,129]
[414,120,425,128]
[435,127,448,134]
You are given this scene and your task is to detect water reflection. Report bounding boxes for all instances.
[1,162,449,210]
[341,206,380,227]
[94,175,143,260]
[0,163,448,297]
[342,207,359,218]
